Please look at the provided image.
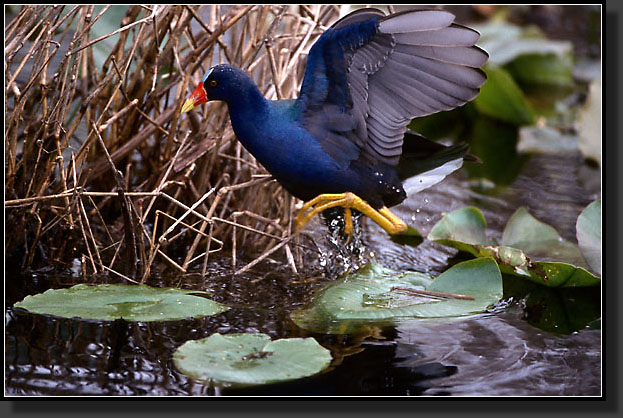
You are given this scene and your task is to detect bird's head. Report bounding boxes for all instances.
[181,64,253,113]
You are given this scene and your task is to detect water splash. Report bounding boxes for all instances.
[315,208,374,279]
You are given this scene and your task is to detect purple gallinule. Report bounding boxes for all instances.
[182,8,488,235]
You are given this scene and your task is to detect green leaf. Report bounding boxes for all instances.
[576,199,601,275]
[428,207,600,287]
[427,206,490,248]
[501,207,586,267]
[291,259,503,333]
[173,333,332,386]
[389,225,423,247]
[473,64,536,125]
[528,262,600,287]
[505,53,573,87]
[13,284,229,321]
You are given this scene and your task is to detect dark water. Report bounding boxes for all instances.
[5,146,601,396]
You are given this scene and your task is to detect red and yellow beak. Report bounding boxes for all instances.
[181,82,208,113]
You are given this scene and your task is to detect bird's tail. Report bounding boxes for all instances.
[397,130,480,181]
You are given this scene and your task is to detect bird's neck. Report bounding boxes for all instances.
[227,84,270,151]
[227,81,267,117]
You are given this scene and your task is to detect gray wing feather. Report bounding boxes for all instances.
[345,9,488,165]
[378,10,455,33]
[393,25,481,47]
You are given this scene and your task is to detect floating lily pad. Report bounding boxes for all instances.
[13,284,229,321]
[501,208,586,266]
[502,273,601,334]
[292,259,502,334]
[427,206,491,249]
[576,199,601,275]
[390,225,423,247]
[173,333,332,386]
[428,207,600,287]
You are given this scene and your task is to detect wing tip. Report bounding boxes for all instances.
[379,9,456,34]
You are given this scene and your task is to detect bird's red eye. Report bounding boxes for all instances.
[209,80,218,87]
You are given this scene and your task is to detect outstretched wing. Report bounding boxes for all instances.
[297,8,488,166]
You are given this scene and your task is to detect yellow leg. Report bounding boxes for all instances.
[295,192,408,236]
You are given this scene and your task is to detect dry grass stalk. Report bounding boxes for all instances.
[5,5,340,281]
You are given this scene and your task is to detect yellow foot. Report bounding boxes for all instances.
[295,192,408,236]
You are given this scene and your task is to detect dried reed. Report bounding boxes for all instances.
[5,5,342,281]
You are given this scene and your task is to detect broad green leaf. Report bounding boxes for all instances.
[13,284,229,321]
[390,225,423,247]
[501,207,586,267]
[528,262,600,287]
[502,274,601,334]
[173,333,331,386]
[505,53,573,87]
[428,207,600,287]
[474,64,535,125]
[428,207,490,248]
[576,199,601,275]
[291,259,503,334]
[522,285,600,334]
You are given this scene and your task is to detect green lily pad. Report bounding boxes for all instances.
[473,64,536,125]
[502,273,600,334]
[576,199,601,275]
[427,207,600,287]
[501,207,586,266]
[390,225,423,247]
[427,206,491,248]
[13,284,229,321]
[173,333,332,386]
[292,259,502,334]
